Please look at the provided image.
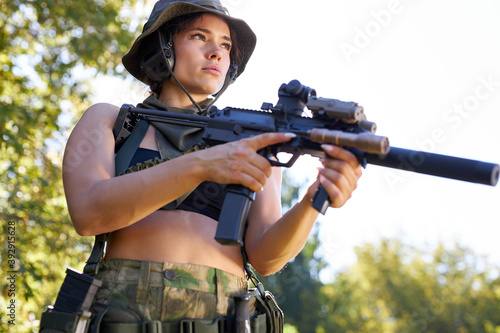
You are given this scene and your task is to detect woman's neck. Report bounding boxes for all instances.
[158,81,208,109]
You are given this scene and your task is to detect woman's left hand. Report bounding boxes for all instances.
[308,144,363,208]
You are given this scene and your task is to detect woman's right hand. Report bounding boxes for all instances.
[194,132,295,193]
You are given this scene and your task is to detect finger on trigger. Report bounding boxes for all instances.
[251,132,296,150]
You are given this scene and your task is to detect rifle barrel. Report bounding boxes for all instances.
[365,147,499,186]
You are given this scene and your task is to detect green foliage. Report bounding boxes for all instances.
[284,323,300,333]
[255,229,326,333]
[0,0,141,331]
[266,176,500,333]
[280,169,302,211]
[317,239,500,333]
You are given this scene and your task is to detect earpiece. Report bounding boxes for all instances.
[139,31,175,86]
[227,62,238,84]
[159,31,175,78]
[212,62,238,99]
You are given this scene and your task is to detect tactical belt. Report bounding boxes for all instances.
[99,314,267,333]
[41,312,267,333]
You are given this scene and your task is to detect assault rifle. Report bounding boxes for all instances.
[122,80,499,246]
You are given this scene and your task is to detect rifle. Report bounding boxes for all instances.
[122,79,499,246]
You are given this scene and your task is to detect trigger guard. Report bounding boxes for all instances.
[269,152,301,168]
[258,147,301,168]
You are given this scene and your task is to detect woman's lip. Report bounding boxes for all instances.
[202,65,221,76]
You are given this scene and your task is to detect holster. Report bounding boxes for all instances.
[40,308,92,333]
[250,289,283,333]
[40,268,102,333]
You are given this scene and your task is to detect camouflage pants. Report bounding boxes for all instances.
[93,259,253,322]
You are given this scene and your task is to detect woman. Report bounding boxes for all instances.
[62,0,362,330]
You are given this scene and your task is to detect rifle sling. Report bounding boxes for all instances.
[114,119,150,176]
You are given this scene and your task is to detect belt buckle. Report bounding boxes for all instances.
[142,320,162,333]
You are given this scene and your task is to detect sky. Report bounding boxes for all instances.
[91,0,500,282]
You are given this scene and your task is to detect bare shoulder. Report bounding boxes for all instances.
[78,103,120,127]
[85,102,120,114]
[63,103,120,176]
[67,103,121,142]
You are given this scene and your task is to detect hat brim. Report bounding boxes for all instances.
[122,2,256,84]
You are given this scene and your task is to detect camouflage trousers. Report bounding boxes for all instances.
[93,258,254,322]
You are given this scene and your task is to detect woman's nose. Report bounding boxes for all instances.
[206,43,223,61]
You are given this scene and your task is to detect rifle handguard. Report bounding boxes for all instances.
[310,128,390,155]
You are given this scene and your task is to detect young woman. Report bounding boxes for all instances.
[62,0,362,330]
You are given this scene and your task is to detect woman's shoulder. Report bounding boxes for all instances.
[65,103,122,148]
[82,102,120,119]
[75,103,121,130]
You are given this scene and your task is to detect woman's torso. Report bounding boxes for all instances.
[104,124,245,277]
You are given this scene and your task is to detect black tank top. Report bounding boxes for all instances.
[129,148,225,220]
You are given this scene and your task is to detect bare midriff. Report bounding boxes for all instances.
[104,209,245,277]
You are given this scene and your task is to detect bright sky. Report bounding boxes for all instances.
[91,0,500,282]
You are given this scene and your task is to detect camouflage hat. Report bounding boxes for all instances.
[122,0,257,84]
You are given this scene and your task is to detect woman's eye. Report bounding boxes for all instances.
[192,33,205,41]
[221,43,232,51]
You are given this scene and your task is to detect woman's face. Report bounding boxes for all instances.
[169,13,232,100]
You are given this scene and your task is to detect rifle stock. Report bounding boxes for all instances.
[124,79,499,246]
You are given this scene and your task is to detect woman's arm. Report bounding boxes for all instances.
[63,103,203,235]
[245,144,362,276]
[63,103,296,236]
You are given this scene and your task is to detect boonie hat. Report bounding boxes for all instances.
[122,0,257,84]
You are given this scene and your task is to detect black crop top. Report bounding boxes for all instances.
[129,148,225,220]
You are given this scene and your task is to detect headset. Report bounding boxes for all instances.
[139,30,175,91]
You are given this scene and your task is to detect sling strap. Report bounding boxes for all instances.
[114,119,150,176]
[83,233,108,277]
[241,249,284,333]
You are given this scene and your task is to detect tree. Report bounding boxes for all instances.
[0,1,142,331]
[317,239,500,332]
